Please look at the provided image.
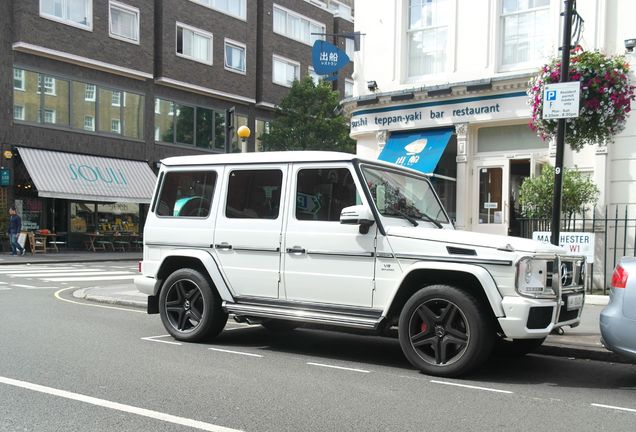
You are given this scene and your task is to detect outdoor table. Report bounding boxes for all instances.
[84,233,114,252]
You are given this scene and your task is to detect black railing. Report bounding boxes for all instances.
[518,205,636,294]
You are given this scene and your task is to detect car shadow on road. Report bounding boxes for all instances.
[216,325,636,390]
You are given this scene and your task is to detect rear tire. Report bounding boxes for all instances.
[159,268,227,342]
[398,285,495,377]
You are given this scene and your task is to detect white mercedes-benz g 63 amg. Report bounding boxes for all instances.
[135,151,585,377]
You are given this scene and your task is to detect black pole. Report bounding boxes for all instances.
[550,0,575,246]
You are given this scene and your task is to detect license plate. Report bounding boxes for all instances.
[566,293,583,311]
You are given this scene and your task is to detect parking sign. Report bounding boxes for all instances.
[542,82,580,119]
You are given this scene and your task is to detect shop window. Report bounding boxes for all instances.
[71,202,96,232]
[14,199,44,231]
[296,168,358,222]
[97,203,140,233]
[408,0,449,76]
[214,110,226,151]
[477,124,547,152]
[72,82,96,130]
[478,167,503,224]
[500,0,550,70]
[225,170,283,219]
[156,171,217,217]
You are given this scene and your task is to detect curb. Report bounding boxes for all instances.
[73,288,147,309]
[585,294,609,306]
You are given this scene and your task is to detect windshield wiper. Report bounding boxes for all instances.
[384,208,419,227]
[412,209,444,229]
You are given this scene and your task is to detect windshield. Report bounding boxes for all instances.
[361,165,450,227]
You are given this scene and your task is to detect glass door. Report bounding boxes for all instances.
[474,161,509,236]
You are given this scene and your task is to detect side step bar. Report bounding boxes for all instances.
[223,302,382,330]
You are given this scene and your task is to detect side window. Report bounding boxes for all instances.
[226,170,283,219]
[296,168,359,221]
[156,171,216,217]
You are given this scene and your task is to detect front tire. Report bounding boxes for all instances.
[398,285,495,377]
[159,268,227,342]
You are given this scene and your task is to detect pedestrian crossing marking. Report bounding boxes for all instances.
[44,275,136,282]
[11,271,133,278]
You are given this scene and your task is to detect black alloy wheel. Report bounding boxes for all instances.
[159,268,227,342]
[398,285,495,377]
[407,299,469,366]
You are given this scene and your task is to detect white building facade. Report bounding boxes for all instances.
[344,0,636,253]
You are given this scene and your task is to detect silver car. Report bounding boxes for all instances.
[600,257,636,362]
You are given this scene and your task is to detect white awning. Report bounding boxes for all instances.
[18,147,157,203]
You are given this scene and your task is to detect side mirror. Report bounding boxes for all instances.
[340,205,375,234]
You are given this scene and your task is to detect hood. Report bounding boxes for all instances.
[386,226,566,254]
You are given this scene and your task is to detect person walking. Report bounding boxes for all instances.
[8,206,25,256]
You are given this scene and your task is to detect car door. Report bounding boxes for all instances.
[281,163,376,307]
[212,165,287,299]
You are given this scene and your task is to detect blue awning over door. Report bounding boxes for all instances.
[377,128,454,174]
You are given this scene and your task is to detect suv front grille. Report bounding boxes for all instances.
[546,257,585,292]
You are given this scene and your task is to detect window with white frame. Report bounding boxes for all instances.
[112,91,122,106]
[407,0,449,77]
[273,5,325,46]
[111,119,121,133]
[42,109,56,124]
[176,23,213,65]
[273,55,299,87]
[500,0,550,69]
[84,83,96,101]
[109,1,139,43]
[84,115,95,131]
[308,67,321,85]
[14,105,25,121]
[190,0,246,20]
[345,79,354,97]
[40,0,92,29]
[224,39,246,73]
[14,69,25,91]
[154,99,161,114]
[38,76,56,95]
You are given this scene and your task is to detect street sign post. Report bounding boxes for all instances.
[543,82,581,119]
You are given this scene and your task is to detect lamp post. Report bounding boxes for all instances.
[550,0,575,246]
[237,125,251,153]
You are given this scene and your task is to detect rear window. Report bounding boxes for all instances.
[156,171,217,217]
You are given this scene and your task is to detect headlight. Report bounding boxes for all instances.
[516,257,556,298]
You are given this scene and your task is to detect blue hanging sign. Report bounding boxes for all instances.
[311,40,350,76]
[0,168,10,187]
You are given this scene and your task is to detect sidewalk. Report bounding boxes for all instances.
[4,250,629,364]
[0,250,141,265]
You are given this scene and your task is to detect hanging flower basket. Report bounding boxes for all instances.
[528,50,635,151]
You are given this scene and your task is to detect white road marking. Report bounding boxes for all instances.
[12,284,36,288]
[306,362,371,373]
[209,348,263,358]
[0,268,78,274]
[0,376,243,432]
[12,271,132,278]
[0,281,8,284]
[430,380,513,394]
[45,275,136,282]
[141,335,182,345]
[54,288,145,313]
[0,287,11,291]
[26,286,61,290]
[592,403,636,413]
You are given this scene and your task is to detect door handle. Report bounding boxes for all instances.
[286,246,306,254]
[214,242,233,250]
